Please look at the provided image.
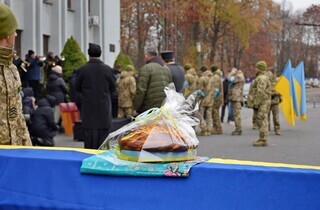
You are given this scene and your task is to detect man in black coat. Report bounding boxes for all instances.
[160,51,185,92]
[75,44,116,149]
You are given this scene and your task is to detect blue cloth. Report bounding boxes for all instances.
[81,149,207,177]
[213,88,220,98]
[1,148,320,210]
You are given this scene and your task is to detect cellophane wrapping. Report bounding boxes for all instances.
[99,85,200,162]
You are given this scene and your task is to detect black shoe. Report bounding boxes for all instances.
[37,138,55,147]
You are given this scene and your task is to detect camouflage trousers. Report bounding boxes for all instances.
[199,106,213,132]
[212,106,222,132]
[252,109,258,128]
[231,101,242,131]
[257,102,271,141]
[268,104,280,131]
[118,107,133,119]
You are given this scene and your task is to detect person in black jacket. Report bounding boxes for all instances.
[75,43,116,149]
[21,87,36,133]
[30,95,59,146]
[68,69,81,115]
[161,51,185,92]
[46,65,68,124]
[111,64,121,118]
[221,75,229,123]
[25,50,43,100]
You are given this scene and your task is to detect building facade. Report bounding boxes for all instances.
[2,0,120,67]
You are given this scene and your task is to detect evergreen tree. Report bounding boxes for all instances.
[114,52,135,71]
[61,36,87,80]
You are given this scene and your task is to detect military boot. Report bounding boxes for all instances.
[275,130,281,135]
[231,130,242,136]
[199,130,210,136]
[253,139,267,147]
[211,129,223,135]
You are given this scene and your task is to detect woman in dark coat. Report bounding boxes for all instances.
[75,44,116,149]
[46,65,68,124]
[30,95,59,146]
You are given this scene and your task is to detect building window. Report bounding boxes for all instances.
[43,35,50,55]
[110,44,115,53]
[67,0,72,10]
[15,30,22,57]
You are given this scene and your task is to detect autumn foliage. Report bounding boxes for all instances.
[120,0,320,78]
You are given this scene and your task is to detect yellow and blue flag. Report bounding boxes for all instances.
[293,62,307,121]
[275,60,297,126]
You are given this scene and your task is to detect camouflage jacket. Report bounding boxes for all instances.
[228,70,245,102]
[247,71,272,109]
[183,68,198,97]
[0,46,32,146]
[211,69,224,108]
[269,73,282,105]
[197,70,213,107]
[116,71,136,108]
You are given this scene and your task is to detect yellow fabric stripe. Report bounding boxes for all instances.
[207,158,320,170]
[0,145,104,155]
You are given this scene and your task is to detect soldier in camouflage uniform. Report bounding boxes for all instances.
[183,64,198,97]
[0,3,32,146]
[117,65,136,118]
[210,65,223,134]
[197,65,213,136]
[228,67,245,135]
[252,109,258,129]
[268,69,281,135]
[247,61,272,146]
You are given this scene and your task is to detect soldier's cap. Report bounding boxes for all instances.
[200,65,208,71]
[255,61,267,71]
[184,63,193,71]
[211,65,218,72]
[160,51,174,62]
[0,3,18,39]
[126,65,134,71]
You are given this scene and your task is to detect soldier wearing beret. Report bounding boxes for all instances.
[0,3,32,145]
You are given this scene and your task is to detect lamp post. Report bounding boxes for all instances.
[196,42,201,71]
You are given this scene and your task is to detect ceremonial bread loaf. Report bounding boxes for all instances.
[118,124,196,152]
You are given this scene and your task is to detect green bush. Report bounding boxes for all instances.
[61,36,87,80]
[113,52,135,71]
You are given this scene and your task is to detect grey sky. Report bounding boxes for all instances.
[274,0,320,11]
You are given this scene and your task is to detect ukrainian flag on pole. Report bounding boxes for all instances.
[293,62,307,121]
[275,60,297,126]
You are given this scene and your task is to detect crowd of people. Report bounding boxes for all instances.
[0,3,282,149]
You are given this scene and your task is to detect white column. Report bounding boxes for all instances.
[102,0,120,66]
[73,0,84,52]
[21,0,37,56]
[50,0,63,54]
[61,0,68,51]
[83,0,89,57]
[36,0,43,55]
